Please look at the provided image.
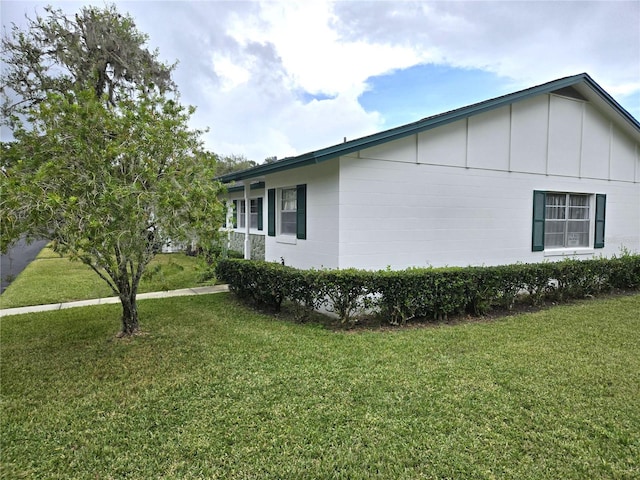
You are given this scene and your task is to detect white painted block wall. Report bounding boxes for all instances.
[338,161,639,270]
[336,93,639,270]
[264,161,340,269]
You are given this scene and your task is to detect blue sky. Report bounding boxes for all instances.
[2,1,639,162]
[359,66,517,129]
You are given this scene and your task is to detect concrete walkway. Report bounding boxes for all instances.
[0,285,229,317]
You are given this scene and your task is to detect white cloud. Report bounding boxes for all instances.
[2,1,638,160]
[211,54,251,92]
[225,1,427,95]
[331,1,640,90]
[190,0,639,159]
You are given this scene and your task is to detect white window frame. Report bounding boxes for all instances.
[237,199,247,229]
[235,198,260,231]
[279,187,297,237]
[544,192,593,251]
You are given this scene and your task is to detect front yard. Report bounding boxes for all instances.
[0,246,212,309]
[1,293,639,478]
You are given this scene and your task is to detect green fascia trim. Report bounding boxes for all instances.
[226,181,266,193]
[218,73,639,184]
[579,78,640,131]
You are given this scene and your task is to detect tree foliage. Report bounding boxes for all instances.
[214,154,258,176]
[1,3,175,120]
[1,89,225,334]
[1,4,224,336]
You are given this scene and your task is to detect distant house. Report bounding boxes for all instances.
[219,73,640,271]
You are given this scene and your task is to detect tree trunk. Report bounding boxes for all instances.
[119,293,139,336]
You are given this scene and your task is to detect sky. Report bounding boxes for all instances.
[2,0,639,163]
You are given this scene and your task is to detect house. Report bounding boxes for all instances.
[219,73,640,271]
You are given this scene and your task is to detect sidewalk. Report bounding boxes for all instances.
[0,284,229,317]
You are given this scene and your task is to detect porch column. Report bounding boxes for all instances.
[243,182,251,259]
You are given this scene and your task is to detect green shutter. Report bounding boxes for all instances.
[222,202,228,228]
[232,200,238,228]
[267,189,275,237]
[257,197,263,231]
[296,184,306,240]
[532,190,546,252]
[594,194,606,249]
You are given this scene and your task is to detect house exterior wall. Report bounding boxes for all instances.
[264,161,340,269]
[226,187,266,259]
[336,93,639,270]
[228,231,265,260]
[223,91,639,272]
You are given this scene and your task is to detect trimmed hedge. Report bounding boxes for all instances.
[216,255,640,325]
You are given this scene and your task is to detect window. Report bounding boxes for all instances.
[544,193,590,248]
[238,200,247,228]
[280,188,297,235]
[532,191,606,251]
[268,185,306,239]
[233,198,263,231]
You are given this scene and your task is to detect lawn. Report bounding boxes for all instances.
[1,293,639,478]
[0,245,214,309]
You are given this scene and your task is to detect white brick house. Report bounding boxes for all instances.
[220,73,640,270]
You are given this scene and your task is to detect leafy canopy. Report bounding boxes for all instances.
[1,3,175,119]
[1,86,224,270]
[0,3,225,335]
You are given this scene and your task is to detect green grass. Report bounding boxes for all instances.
[1,293,639,478]
[0,246,213,309]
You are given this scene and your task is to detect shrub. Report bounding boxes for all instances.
[215,254,640,327]
[317,269,374,325]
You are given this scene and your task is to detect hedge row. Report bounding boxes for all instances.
[215,255,640,325]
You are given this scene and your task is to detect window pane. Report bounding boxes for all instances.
[281,211,296,235]
[545,193,566,220]
[250,199,258,229]
[545,221,565,247]
[569,195,589,206]
[238,200,245,228]
[547,193,566,206]
[281,189,297,211]
[568,195,589,220]
[567,220,589,247]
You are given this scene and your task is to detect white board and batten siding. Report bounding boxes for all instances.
[338,93,639,270]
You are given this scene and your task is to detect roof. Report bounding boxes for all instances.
[218,73,640,183]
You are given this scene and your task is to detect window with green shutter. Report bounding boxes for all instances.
[267,185,307,239]
[532,190,605,252]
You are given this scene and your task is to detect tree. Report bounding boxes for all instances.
[0,4,225,336]
[214,154,258,176]
[1,89,225,335]
[1,4,175,120]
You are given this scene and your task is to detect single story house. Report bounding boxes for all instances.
[219,73,640,271]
